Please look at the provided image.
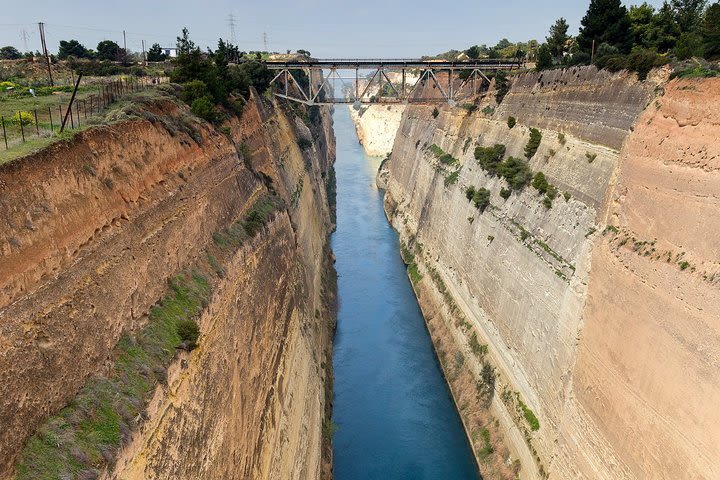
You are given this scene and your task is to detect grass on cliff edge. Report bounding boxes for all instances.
[15,271,210,480]
[0,87,181,167]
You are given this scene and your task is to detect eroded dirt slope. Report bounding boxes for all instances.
[0,91,336,479]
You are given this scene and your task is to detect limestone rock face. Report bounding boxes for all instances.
[0,93,336,480]
[557,78,720,480]
[379,67,720,479]
[349,105,405,157]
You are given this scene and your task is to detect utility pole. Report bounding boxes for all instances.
[38,22,53,86]
[141,40,146,64]
[123,30,127,51]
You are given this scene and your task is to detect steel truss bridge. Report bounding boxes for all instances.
[264,59,522,106]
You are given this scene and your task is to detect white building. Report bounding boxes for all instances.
[161,47,179,58]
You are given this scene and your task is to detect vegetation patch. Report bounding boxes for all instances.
[212,194,282,247]
[524,128,542,159]
[494,70,510,104]
[507,116,516,129]
[444,170,460,187]
[16,272,210,480]
[465,185,491,213]
[518,399,540,431]
[428,144,459,166]
[478,427,494,459]
[474,144,506,175]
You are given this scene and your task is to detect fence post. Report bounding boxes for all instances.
[48,107,53,132]
[34,109,39,135]
[83,100,87,119]
[70,107,75,129]
[76,102,80,127]
[1,116,7,149]
[19,112,25,142]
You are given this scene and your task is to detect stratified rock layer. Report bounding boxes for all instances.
[379,67,720,479]
[0,92,336,480]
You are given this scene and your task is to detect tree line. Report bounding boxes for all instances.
[460,0,719,79]
[0,40,171,62]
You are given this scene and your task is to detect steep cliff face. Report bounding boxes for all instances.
[377,67,719,479]
[349,105,404,156]
[0,90,336,479]
[557,78,720,480]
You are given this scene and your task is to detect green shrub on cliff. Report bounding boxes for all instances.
[507,116,516,129]
[472,187,491,212]
[465,185,476,200]
[497,157,533,190]
[191,96,219,122]
[494,70,510,104]
[532,171,549,194]
[474,143,506,174]
[519,399,540,431]
[171,28,272,121]
[524,128,542,159]
[177,319,200,349]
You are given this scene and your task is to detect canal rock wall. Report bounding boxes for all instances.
[349,105,405,157]
[378,66,720,479]
[348,71,420,157]
[0,89,336,479]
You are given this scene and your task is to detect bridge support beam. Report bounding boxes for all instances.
[265,59,514,105]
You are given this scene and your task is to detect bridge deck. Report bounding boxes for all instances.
[264,59,521,69]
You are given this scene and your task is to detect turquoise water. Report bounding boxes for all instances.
[330,107,480,480]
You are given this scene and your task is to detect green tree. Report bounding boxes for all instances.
[466,45,481,59]
[495,38,512,50]
[58,39,90,59]
[472,188,491,212]
[532,171,549,194]
[651,2,683,51]
[170,28,273,119]
[628,2,681,51]
[675,31,704,58]
[701,2,720,59]
[577,0,633,55]
[494,70,510,104]
[546,18,570,59]
[96,40,120,61]
[176,27,196,55]
[536,44,553,70]
[0,46,21,59]
[671,0,707,32]
[147,43,167,61]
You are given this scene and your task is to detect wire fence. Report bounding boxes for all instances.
[1,76,166,151]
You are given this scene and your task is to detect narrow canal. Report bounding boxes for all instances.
[330,107,480,480]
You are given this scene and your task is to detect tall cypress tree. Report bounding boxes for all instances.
[701,2,720,59]
[546,18,570,59]
[671,0,707,32]
[578,0,634,55]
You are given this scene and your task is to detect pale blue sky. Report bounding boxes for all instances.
[1,0,666,57]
